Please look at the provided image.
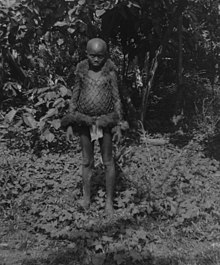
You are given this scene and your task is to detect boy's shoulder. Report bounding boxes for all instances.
[75,59,117,76]
[104,59,117,73]
[75,59,89,75]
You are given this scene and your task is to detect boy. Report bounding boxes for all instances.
[61,38,123,215]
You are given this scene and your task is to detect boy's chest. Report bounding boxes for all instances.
[77,74,113,116]
[80,74,111,90]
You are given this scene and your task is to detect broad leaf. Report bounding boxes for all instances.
[51,119,61,130]
[45,91,57,101]
[23,113,37,129]
[96,9,106,17]
[40,108,57,121]
[59,86,68,97]
[45,132,55,142]
[53,98,65,107]
[78,0,85,5]
[57,38,64,45]
[54,21,67,27]
[67,27,76,34]
[5,108,17,123]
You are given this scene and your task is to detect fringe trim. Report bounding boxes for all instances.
[76,59,117,79]
[61,112,119,129]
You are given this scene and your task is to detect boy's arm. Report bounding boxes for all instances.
[110,70,123,143]
[69,74,80,114]
[110,71,123,122]
[94,70,122,130]
[60,72,80,129]
[61,69,95,128]
[110,70,129,140]
[94,68,128,132]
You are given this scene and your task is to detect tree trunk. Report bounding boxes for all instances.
[141,48,162,123]
[178,14,183,88]
[140,52,149,123]
[174,12,183,115]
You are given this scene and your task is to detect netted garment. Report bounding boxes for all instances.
[77,76,114,116]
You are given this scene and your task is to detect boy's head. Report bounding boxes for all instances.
[86,38,107,69]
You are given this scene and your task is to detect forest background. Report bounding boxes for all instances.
[1,0,220,264]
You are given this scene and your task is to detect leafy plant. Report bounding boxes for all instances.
[3,78,71,148]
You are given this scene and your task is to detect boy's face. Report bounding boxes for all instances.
[87,39,107,69]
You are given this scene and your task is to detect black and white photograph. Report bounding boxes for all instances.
[0,0,220,264]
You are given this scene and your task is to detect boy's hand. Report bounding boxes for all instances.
[112,126,122,144]
[66,126,74,142]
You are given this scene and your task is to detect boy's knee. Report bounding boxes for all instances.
[103,158,114,167]
[82,158,94,168]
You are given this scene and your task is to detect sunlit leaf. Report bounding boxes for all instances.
[96,9,106,17]
[45,132,55,142]
[35,98,45,106]
[78,0,85,5]
[45,92,56,101]
[3,82,19,96]
[23,106,36,114]
[68,7,77,16]
[57,38,64,45]
[54,21,67,27]
[67,27,76,34]
[127,1,141,9]
[53,98,65,107]
[37,86,50,95]
[51,119,61,130]
[5,108,17,123]
[40,108,57,121]
[102,236,113,242]
[59,86,68,96]
[23,113,37,129]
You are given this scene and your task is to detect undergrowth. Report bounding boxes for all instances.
[1,133,220,265]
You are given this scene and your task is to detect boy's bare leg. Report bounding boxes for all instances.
[82,163,93,209]
[105,161,115,215]
[99,130,115,215]
[80,128,94,209]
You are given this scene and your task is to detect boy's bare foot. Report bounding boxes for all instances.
[105,202,114,216]
[82,197,90,210]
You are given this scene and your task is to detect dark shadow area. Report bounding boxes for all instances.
[19,244,220,265]
[20,247,182,265]
[204,133,220,161]
[2,130,81,158]
[169,131,193,148]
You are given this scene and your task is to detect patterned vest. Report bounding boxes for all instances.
[77,74,114,116]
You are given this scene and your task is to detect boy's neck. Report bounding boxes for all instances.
[88,59,106,72]
[89,65,102,72]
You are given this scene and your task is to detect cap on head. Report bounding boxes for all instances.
[86,38,107,54]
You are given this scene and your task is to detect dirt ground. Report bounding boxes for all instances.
[1,138,220,265]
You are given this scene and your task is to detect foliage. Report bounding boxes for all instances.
[1,0,219,137]
[1,134,220,264]
[2,78,71,152]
